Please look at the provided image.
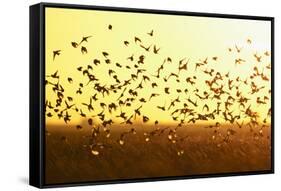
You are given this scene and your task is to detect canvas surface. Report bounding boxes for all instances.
[44,7,272,184]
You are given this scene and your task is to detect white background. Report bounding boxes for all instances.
[0,0,279,190]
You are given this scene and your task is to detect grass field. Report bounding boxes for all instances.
[45,124,271,184]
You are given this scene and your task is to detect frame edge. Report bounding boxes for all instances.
[29,3,44,188]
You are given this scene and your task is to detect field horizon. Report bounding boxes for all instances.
[45,123,271,184]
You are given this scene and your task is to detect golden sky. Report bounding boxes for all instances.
[45,7,271,126]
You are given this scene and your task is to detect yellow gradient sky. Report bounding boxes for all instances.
[45,7,271,126]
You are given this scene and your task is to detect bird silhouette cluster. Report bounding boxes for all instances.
[46,25,271,156]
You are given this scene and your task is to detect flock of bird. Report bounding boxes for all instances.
[46,24,271,156]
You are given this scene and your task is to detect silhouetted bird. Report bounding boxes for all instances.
[53,50,61,60]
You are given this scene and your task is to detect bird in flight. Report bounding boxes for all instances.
[153,45,160,54]
[53,50,61,60]
[79,35,92,45]
[235,45,242,53]
[47,70,59,79]
[124,41,129,46]
[140,44,151,52]
[235,58,245,65]
[134,37,142,44]
[81,46,88,54]
[147,30,154,36]
[71,42,79,48]
[247,38,252,44]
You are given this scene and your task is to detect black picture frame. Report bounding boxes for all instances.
[30,2,274,188]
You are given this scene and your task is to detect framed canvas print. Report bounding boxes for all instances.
[29,2,274,188]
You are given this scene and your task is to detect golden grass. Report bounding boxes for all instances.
[45,124,271,184]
